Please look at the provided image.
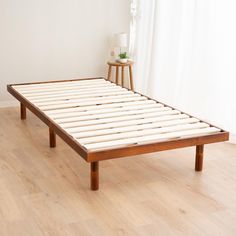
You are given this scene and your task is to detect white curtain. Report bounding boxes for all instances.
[133,0,236,142]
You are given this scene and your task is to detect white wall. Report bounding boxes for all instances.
[0,0,130,106]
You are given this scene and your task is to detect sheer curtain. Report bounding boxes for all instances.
[133,0,236,142]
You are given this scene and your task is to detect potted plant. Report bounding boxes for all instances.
[118,52,129,63]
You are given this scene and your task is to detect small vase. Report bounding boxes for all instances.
[119,58,128,63]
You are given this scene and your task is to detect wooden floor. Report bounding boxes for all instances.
[0,107,236,236]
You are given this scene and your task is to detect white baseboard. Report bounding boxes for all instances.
[0,100,18,108]
[229,134,236,144]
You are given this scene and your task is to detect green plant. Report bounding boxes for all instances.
[119,52,128,59]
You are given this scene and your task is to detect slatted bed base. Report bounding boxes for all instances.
[7,78,229,190]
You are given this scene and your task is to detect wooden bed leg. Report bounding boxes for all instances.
[91,162,99,191]
[20,103,26,120]
[195,145,204,171]
[49,128,56,148]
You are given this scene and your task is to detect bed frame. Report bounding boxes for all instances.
[7,78,229,190]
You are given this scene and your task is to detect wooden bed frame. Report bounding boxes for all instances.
[7,78,229,190]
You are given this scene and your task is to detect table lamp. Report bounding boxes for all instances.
[114,33,128,54]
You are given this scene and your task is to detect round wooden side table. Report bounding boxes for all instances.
[107,61,134,90]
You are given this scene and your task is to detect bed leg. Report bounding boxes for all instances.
[49,128,56,148]
[20,103,26,120]
[91,162,99,191]
[195,145,204,171]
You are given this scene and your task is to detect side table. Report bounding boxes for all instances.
[107,61,134,90]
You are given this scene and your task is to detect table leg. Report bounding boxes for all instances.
[121,66,125,87]
[115,66,119,85]
[107,65,112,81]
[129,65,134,90]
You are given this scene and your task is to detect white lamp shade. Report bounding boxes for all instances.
[114,33,127,47]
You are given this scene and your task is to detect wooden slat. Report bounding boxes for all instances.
[49,102,164,119]
[72,118,200,139]
[13,78,104,89]
[34,92,135,106]
[14,80,106,92]
[14,79,107,91]
[16,83,116,97]
[15,81,114,94]
[55,107,172,123]
[60,110,181,129]
[84,127,221,150]
[27,88,129,103]
[21,86,121,98]
[64,114,190,133]
[45,100,158,116]
[79,122,210,144]
[39,95,146,111]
